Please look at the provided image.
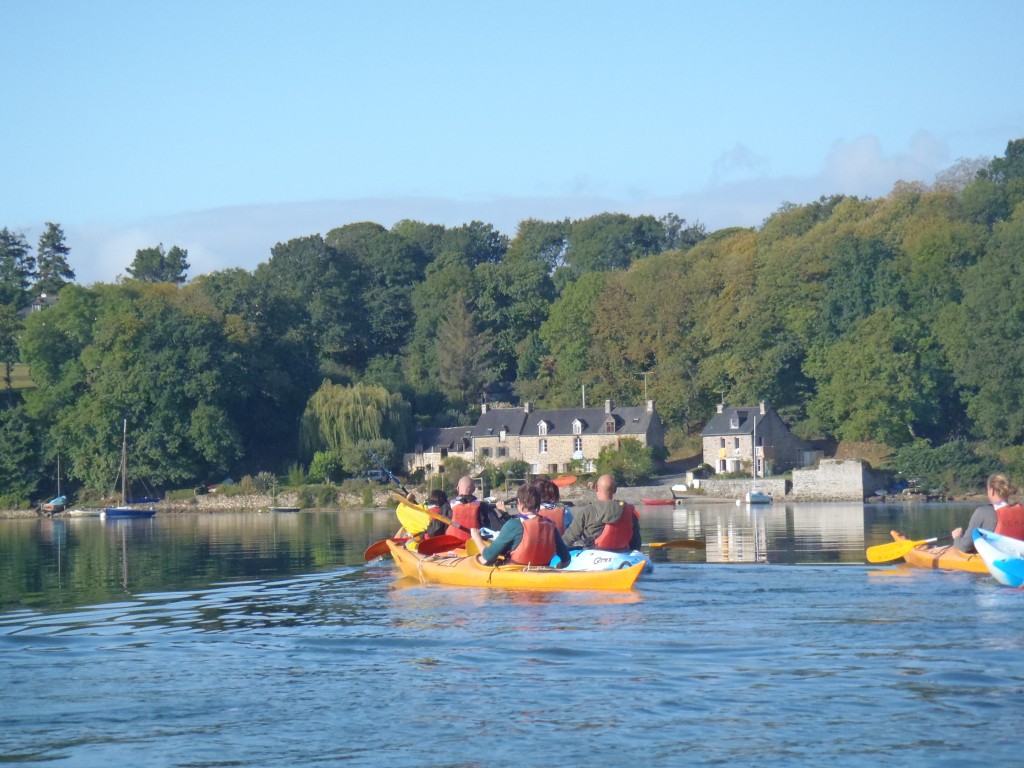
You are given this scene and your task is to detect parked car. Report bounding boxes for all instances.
[364,469,388,484]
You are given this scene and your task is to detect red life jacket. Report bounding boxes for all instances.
[594,502,637,551]
[446,497,480,542]
[510,515,557,566]
[538,504,566,534]
[995,503,1024,540]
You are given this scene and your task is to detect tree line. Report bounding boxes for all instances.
[1,139,1022,505]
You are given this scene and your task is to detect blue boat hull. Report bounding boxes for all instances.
[103,507,156,519]
[553,548,652,573]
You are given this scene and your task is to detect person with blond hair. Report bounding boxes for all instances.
[951,473,1016,552]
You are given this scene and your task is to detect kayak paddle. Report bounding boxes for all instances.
[865,536,942,563]
[647,539,706,550]
[364,536,409,561]
[552,475,578,488]
[416,535,466,555]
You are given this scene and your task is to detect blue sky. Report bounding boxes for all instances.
[4,0,1022,285]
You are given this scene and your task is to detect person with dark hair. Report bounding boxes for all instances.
[531,478,572,534]
[471,484,571,567]
[422,488,450,539]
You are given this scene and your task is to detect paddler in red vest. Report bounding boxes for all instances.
[446,476,508,542]
[952,473,1024,551]
[533,477,572,534]
[471,484,571,567]
[562,474,641,552]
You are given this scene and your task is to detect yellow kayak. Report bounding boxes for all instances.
[386,540,644,591]
[889,531,988,573]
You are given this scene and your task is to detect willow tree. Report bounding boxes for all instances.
[300,381,412,471]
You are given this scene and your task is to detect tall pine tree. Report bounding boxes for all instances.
[34,222,75,296]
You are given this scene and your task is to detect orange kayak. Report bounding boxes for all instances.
[889,531,988,573]
[386,540,644,591]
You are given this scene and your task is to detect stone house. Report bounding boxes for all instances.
[404,400,665,476]
[700,402,812,477]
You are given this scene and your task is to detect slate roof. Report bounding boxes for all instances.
[701,405,773,437]
[412,426,473,452]
[474,405,655,437]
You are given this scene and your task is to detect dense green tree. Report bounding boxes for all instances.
[554,213,664,289]
[536,272,607,407]
[0,228,35,308]
[34,222,75,296]
[127,244,190,284]
[0,403,44,503]
[300,381,411,457]
[435,292,495,405]
[0,305,21,395]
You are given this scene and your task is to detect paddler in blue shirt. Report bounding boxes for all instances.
[471,484,571,568]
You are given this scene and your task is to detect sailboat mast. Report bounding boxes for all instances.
[121,419,128,505]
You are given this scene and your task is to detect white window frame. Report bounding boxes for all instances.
[539,438,548,454]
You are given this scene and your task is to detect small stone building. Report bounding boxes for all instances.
[700,402,812,477]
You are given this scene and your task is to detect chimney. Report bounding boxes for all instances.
[605,399,613,414]
[524,402,532,414]
[646,399,654,413]
[759,401,766,415]
[717,403,724,414]
[481,402,488,415]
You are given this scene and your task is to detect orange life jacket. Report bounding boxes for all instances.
[538,504,566,534]
[446,497,480,542]
[995,503,1024,540]
[509,515,557,566]
[594,502,637,551]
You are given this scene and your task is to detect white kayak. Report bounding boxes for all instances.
[973,528,1024,587]
[556,549,652,573]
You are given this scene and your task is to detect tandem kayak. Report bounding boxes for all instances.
[972,529,1024,587]
[888,531,988,573]
[386,540,644,591]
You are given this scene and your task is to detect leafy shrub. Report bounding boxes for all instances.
[596,438,654,485]
[886,439,995,494]
[309,451,344,483]
[238,475,257,494]
[295,487,314,508]
[287,463,308,486]
[0,493,29,510]
[254,471,275,493]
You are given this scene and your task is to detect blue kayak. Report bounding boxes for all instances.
[552,549,652,573]
[973,528,1024,587]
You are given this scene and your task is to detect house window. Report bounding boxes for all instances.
[719,438,725,448]
[479,448,491,458]
[572,420,582,435]
[497,447,507,457]
[734,437,740,450]
[499,429,506,442]
[539,438,548,454]
[539,421,548,436]
[604,418,615,433]
[730,414,739,428]
[574,436,583,452]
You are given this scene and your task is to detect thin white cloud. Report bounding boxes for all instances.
[58,132,971,285]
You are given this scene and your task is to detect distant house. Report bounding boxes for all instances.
[404,400,665,477]
[700,402,813,477]
[17,293,59,319]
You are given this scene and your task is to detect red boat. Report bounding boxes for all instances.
[642,498,675,506]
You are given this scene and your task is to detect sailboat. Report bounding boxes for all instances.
[102,420,157,519]
[41,455,67,514]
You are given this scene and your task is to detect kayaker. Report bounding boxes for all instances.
[471,484,571,567]
[562,474,641,552]
[952,473,1015,552]
[446,475,508,542]
[533,478,572,534]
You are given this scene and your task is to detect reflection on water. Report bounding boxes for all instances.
[2,501,1023,767]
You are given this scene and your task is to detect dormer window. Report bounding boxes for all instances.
[729,414,739,429]
[499,428,507,442]
[538,421,548,436]
[603,417,616,434]
[572,419,583,435]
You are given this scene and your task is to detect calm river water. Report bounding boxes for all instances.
[1,501,1021,767]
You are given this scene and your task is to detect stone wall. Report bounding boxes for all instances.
[791,459,875,501]
[690,478,788,500]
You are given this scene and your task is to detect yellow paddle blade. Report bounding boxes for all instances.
[396,502,431,536]
[865,537,935,563]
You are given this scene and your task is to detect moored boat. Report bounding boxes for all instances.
[102,507,156,519]
[642,498,674,506]
[888,531,987,573]
[973,528,1024,587]
[41,495,67,514]
[386,540,644,591]
[744,490,772,504]
[103,420,157,520]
